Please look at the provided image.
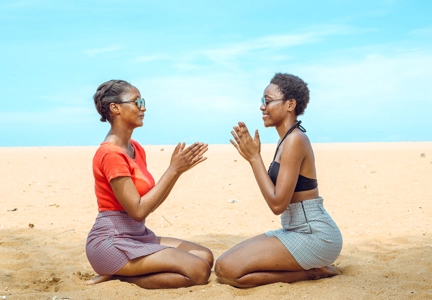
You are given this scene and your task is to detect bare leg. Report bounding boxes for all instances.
[86,272,206,289]
[215,234,340,288]
[219,266,339,288]
[112,272,205,289]
[158,236,214,268]
[86,237,213,289]
[217,234,267,261]
[86,266,338,288]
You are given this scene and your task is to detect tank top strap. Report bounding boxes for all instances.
[272,120,306,161]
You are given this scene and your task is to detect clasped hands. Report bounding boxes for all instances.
[169,122,259,172]
[230,122,261,162]
[169,142,208,174]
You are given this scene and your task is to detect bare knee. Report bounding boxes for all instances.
[203,248,214,268]
[215,257,236,283]
[187,258,211,286]
[190,246,214,268]
[215,257,253,288]
[214,258,224,280]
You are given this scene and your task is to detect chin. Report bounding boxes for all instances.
[262,121,272,128]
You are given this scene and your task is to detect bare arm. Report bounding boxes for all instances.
[231,122,305,215]
[110,142,208,221]
[150,177,178,212]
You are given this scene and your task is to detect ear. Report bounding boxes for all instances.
[286,99,297,112]
[110,103,120,114]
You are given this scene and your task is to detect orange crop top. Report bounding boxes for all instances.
[92,139,155,211]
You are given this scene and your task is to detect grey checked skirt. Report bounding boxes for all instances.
[266,197,343,270]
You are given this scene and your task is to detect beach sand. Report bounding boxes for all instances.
[1,142,431,299]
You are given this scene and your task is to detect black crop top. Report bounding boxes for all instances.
[268,161,317,192]
[267,120,318,192]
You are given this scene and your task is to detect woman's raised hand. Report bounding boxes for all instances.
[230,122,261,162]
[169,142,208,174]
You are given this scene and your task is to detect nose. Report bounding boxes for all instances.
[260,103,266,110]
[140,105,146,111]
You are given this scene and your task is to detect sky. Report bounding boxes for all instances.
[0,0,431,147]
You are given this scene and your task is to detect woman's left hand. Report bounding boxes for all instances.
[230,122,261,162]
[168,142,208,175]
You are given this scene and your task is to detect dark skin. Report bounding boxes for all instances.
[214,83,338,288]
[86,86,213,289]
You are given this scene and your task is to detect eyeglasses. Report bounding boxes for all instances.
[116,97,146,108]
[261,97,284,108]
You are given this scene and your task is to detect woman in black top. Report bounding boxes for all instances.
[214,73,342,288]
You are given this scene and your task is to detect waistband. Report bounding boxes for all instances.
[289,197,323,209]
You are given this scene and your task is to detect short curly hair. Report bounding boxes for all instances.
[270,73,310,116]
[93,79,133,122]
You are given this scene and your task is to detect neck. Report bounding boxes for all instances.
[276,119,298,139]
[104,126,133,149]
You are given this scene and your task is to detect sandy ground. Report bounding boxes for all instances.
[1,142,431,300]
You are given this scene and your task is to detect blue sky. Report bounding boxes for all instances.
[1,0,431,146]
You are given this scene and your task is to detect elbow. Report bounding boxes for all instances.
[133,215,146,222]
[125,198,151,222]
[128,211,148,222]
[130,214,144,222]
[270,206,286,216]
[267,194,292,215]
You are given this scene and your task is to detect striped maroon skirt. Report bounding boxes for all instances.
[86,210,169,275]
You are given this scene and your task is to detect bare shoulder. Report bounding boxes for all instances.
[280,129,316,180]
[284,129,312,153]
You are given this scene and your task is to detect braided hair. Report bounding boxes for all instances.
[93,80,133,122]
[270,73,310,116]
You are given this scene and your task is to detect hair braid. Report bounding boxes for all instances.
[93,80,133,122]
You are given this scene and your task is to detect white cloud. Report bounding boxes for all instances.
[0,0,50,9]
[131,43,432,121]
[129,25,360,72]
[39,86,95,106]
[84,45,122,57]
[296,50,432,106]
[129,44,432,142]
[409,26,432,36]
[1,86,98,125]
[202,33,315,63]
[278,48,432,140]
[201,25,360,63]
[0,106,96,125]
[134,74,258,113]
[133,54,168,63]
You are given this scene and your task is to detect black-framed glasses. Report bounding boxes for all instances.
[261,97,284,108]
[116,97,146,108]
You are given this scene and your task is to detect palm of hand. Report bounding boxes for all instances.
[231,122,260,161]
[170,142,208,173]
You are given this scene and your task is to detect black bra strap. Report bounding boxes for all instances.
[272,120,306,161]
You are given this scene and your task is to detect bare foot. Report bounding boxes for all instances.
[311,266,340,280]
[85,275,113,285]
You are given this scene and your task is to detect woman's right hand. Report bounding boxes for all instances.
[230,122,261,163]
[168,142,208,174]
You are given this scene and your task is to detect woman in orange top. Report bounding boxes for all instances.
[85,79,213,289]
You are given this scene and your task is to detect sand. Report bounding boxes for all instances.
[1,142,431,299]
